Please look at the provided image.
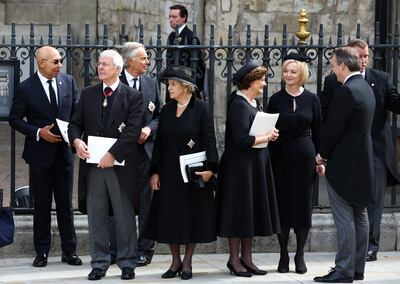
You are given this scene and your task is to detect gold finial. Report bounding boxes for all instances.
[295,8,311,45]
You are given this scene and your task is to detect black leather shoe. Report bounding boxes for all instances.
[88,268,106,280]
[240,259,267,275]
[137,255,152,267]
[121,267,135,280]
[354,272,364,280]
[181,270,193,280]
[61,253,82,266]
[314,268,353,283]
[32,254,48,267]
[161,265,182,278]
[366,251,377,262]
[226,262,253,277]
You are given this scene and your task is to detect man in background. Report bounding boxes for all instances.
[166,4,205,100]
[117,41,161,267]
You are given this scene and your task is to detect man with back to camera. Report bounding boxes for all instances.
[68,49,143,280]
[314,47,375,283]
[166,4,205,101]
[320,39,400,262]
[9,45,82,268]
[113,41,161,267]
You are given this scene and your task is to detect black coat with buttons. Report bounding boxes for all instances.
[145,95,218,244]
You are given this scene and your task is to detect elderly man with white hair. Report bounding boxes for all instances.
[68,49,143,280]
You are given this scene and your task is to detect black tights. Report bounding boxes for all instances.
[278,227,309,256]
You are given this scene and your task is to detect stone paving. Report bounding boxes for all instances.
[0,252,400,283]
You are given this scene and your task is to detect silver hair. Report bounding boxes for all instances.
[121,42,145,67]
[99,49,123,70]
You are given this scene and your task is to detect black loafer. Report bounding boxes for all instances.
[88,268,106,280]
[354,272,364,280]
[121,267,135,280]
[366,251,377,262]
[137,255,152,267]
[32,254,48,267]
[61,253,82,266]
[314,268,353,283]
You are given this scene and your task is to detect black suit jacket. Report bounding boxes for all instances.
[320,70,400,185]
[119,72,161,159]
[167,26,205,92]
[320,75,376,206]
[68,82,144,213]
[9,72,78,167]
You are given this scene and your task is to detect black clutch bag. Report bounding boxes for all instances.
[185,162,217,190]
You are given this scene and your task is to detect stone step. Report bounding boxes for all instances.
[1,213,399,257]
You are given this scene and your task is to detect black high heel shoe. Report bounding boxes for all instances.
[294,254,307,274]
[240,259,267,275]
[277,253,289,273]
[161,264,182,279]
[181,266,193,280]
[226,262,253,277]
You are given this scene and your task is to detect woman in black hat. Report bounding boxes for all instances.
[266,53,322,274]
[216,60,280,277]
[145,65,218,280]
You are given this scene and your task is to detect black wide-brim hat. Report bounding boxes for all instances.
[159,65,198,89]
[233,60,260,84]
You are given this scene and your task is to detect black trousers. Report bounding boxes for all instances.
[30,145,76,255]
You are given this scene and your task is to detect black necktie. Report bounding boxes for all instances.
[132,78,138,90]
[47,79,57,115]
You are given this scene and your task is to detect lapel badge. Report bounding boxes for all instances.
[148,101,156,112]
[187,139,195,149]
[118,122,126,133]
[371,82,375,87]
[59,81,63,85]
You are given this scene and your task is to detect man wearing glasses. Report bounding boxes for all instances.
[9,46,81,267]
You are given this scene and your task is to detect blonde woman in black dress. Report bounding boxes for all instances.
[267,53,321,274]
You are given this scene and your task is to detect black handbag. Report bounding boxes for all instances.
[185,163,217,190]
[0,189,15,248]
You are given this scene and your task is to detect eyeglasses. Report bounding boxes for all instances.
[44,59,63,65]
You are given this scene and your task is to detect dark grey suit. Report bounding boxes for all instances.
[320,70,400,253]
[120,71,161,260]
[320,74,375,277]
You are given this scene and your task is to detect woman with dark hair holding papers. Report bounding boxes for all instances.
[266,53,321,274]
[216,60,280,277]
[145,65,218,280]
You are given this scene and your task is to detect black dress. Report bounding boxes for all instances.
[145,96,219,244]
[266,89,321,229]
[216,92,280,238]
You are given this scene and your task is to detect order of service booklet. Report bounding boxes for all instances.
[249,112,279,148]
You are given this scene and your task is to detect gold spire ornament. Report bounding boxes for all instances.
[295,8,311,44]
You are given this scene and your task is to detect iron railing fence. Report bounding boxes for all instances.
[1,21,399,210]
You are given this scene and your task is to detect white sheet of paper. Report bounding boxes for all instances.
[179,151,207,183]
[249,112,279,148]
[56,118,70,144]
[86,135,125,166]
